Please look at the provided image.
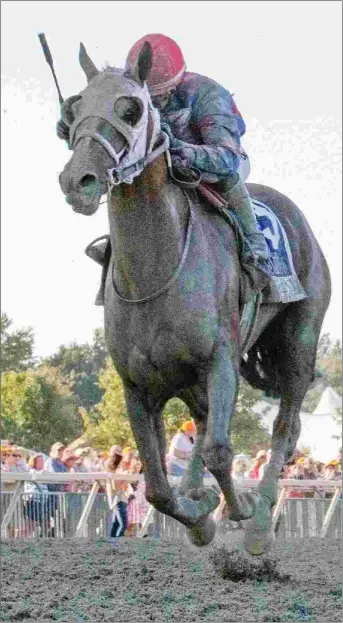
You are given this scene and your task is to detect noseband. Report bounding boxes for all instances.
[106,130,170,188]
[71,120,169,189]
[70,76,170,189]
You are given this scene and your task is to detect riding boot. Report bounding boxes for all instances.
[85,235,110,306]
[218,174,271,274]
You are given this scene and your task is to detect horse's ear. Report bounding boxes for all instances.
[124,41,153,86]
[79,42,99,82]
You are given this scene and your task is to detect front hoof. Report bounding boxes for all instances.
[244,523,275,556]
[244,499,275,556]
[187,516,216,547]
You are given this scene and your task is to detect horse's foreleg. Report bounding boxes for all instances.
[124,387,173,512]
[178,386,209,496]
[124,386,219,534]
[202,335,257,521]
[179,418,207,495]
[180,414,223,547]
[153,411,168,476]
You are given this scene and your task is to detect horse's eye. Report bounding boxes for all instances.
[114,97,142,127]
[122,111,137,126]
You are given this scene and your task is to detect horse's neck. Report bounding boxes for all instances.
[108,157,188,300]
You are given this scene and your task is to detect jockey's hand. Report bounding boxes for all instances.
[161,122,184,149]
[171,154,188,170]
[56,119,70,142]
[161,122,173,140]
[171,155,201,183]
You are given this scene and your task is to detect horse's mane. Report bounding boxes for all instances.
[102,64,124,76]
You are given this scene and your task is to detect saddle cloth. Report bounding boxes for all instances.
[238,200,307,353]
[252,199,307,304]
[197,182,306,305]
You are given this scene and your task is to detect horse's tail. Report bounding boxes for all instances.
[241,341,281,399]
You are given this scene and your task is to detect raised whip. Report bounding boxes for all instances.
[38,33,64,104]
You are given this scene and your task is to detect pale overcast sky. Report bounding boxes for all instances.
[1,1,342,357]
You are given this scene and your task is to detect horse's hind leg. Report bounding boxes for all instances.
[244,298,328,555]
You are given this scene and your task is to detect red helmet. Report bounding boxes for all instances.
[126,34,186,96]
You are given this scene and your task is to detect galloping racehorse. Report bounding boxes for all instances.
[59,42,331,554]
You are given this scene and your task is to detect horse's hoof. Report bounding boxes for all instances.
[243,525,276,556]
[243,499,275,556]
[187,516,216,547]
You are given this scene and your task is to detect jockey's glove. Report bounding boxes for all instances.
[160,121,173,140]
[171,154,188,169]
[56,119,70,142]
[161,122,184,149]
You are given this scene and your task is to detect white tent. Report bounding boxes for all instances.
[313,386,342,416]
[252,400,312,438]
[252,387,342,463]
[300,387,342,463]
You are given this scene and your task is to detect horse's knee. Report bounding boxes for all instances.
[202,444,233,474]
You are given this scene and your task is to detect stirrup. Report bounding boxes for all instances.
[85,235,110,266]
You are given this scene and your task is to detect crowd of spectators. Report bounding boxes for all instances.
[1,431,342,537]
[0,439,149,538]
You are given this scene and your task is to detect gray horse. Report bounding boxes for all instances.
[59,42,331,554]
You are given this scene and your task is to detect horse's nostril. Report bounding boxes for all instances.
[79,174,98,188]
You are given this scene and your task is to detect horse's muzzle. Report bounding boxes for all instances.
[59,170,105,215]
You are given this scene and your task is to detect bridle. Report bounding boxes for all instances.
[70,116,170,189]
[106,131,170,188]
[68,73,170,190]
[69,81,196,305]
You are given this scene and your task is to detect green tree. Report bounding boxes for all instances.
[231,381,271,455]
[1,313,35,372]
[43,329,108,411]
[1,366,83,452]
[302,333,342,412]
[82,357,134,449]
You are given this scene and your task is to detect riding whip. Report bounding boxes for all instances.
[38,33,64,104]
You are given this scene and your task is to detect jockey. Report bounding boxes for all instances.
[57,34,271,304]
[126,34,270,272]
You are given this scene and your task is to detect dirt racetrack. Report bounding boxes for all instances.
[1,535,342,622]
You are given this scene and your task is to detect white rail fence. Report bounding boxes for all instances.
[1,473,341,541]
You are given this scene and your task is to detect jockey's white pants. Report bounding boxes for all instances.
[238,149,250,183]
